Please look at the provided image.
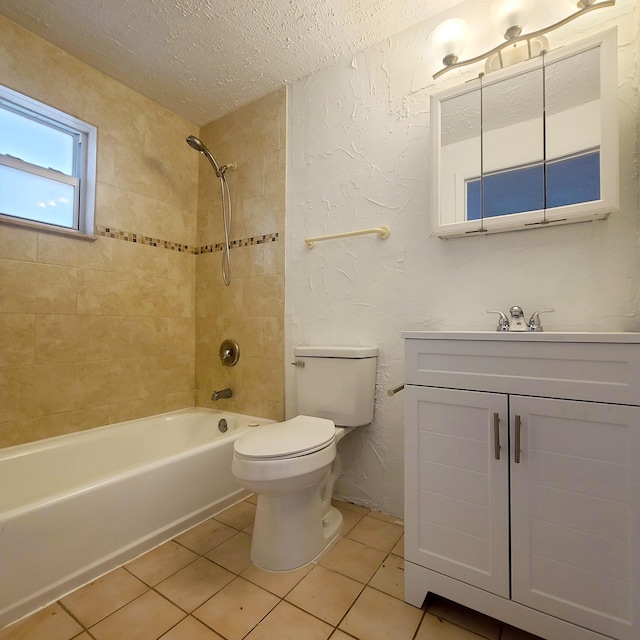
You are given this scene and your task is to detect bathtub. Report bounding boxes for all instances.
[0,407,273,627]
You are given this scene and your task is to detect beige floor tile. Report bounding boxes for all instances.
[213,500,256,530]
[368,511,404,526]
[427,596,502,640]
[89,590,184,640]
[246,494,258,504]
[61,567,148,627]
[159,616,225,639]
[332,499,369,516]
[125,540,198,586]
[193,577,279,640]
[318,537,386,584]
[244,601,333,640]
[0,603,82,640]
[205,531,253,574]
[346,516,403,553]
[285,565,364,626]
[368,553,404,600]
[174,518,237,555]
[329,631,357,640]
[391,535,404,558]
[416,613,485,640]
[334,503,366,534]
[155,557,235,611]
[501,624,544,640]
[339,587,423,640]
[241,561,313,597]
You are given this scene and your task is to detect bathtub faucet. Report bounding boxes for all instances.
[211,387,233,401]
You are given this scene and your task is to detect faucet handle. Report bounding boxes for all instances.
[487,309,510,332]
[528,308,554,332]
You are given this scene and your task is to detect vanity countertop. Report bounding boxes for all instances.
[402,331,640,343]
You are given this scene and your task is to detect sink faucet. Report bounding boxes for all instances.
[211,388,233,401]
[509,305,527,331]
[487,307,554,332]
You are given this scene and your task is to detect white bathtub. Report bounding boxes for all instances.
[0,407,272,627]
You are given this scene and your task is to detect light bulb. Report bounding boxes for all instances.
[491,0,535,40]
[431,18,470,67]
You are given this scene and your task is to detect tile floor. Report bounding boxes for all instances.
[0,497,543,640]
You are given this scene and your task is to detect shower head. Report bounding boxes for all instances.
[186,134,222,176]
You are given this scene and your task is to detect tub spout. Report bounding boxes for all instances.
[211,388,233,401]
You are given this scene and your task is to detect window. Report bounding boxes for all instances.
[0,85,96,234]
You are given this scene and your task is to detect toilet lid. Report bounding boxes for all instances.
[234,415,336,460]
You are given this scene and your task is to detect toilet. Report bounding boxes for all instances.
[232,346,377,571]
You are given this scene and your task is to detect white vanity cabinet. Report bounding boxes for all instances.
[403,332,640,640]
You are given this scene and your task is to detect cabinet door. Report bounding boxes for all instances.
[405,385,510,597]
[510,396,640,640]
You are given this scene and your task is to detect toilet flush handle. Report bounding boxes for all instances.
[290,360,305,367]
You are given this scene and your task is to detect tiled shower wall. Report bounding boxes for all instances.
[195,89,286,421]
[0,15,286,449]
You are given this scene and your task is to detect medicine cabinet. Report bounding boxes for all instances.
[430,30,618,238]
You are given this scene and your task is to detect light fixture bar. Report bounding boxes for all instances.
[433,0,615,79]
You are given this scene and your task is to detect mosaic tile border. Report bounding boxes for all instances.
[96,226,279,254]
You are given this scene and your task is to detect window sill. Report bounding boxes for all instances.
[0,214,97,241]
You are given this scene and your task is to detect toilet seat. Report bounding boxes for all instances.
[234,415,335,461]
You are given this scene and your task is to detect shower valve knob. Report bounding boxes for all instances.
[219,339,240,366]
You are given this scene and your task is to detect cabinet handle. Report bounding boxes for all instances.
[493,413,501,460]
[514,414,522,464]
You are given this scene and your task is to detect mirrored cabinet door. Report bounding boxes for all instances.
[438,84,482,233]
[544,45,602,215]
[481,67,544,229]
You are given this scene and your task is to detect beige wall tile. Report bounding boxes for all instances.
[94,183,148,232]
[0,223,38,261]
[243,274,284,318]
[0,314,35,367]
[107,396,174,426]
[37,233,112,270]
[111,240,169,279]
[167,249,196,282]
[0,363,79,422]
[75,359,142,408]
[167,317,196,355]
[0,259,77,314]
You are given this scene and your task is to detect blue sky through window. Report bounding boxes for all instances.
[0,107,75,175]
[0,164,75,227]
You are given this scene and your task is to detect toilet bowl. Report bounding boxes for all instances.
[231,345,377,571]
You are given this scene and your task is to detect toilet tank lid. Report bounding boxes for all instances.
[294,346,377,358]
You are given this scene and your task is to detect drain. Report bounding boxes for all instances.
[218,418,228,433]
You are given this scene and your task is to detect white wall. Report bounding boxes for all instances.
[285,0,639,517]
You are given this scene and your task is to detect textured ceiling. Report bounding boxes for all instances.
[0,0,464,126]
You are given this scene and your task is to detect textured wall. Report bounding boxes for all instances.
[286,0,640,516]
[0,15,198,447]
[195,89,286,421]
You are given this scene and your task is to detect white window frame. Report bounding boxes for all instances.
[0,85,97,236]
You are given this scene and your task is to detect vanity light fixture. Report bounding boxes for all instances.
[432,0,615,79]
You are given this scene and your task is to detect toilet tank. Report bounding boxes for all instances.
[293,346,378,427]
